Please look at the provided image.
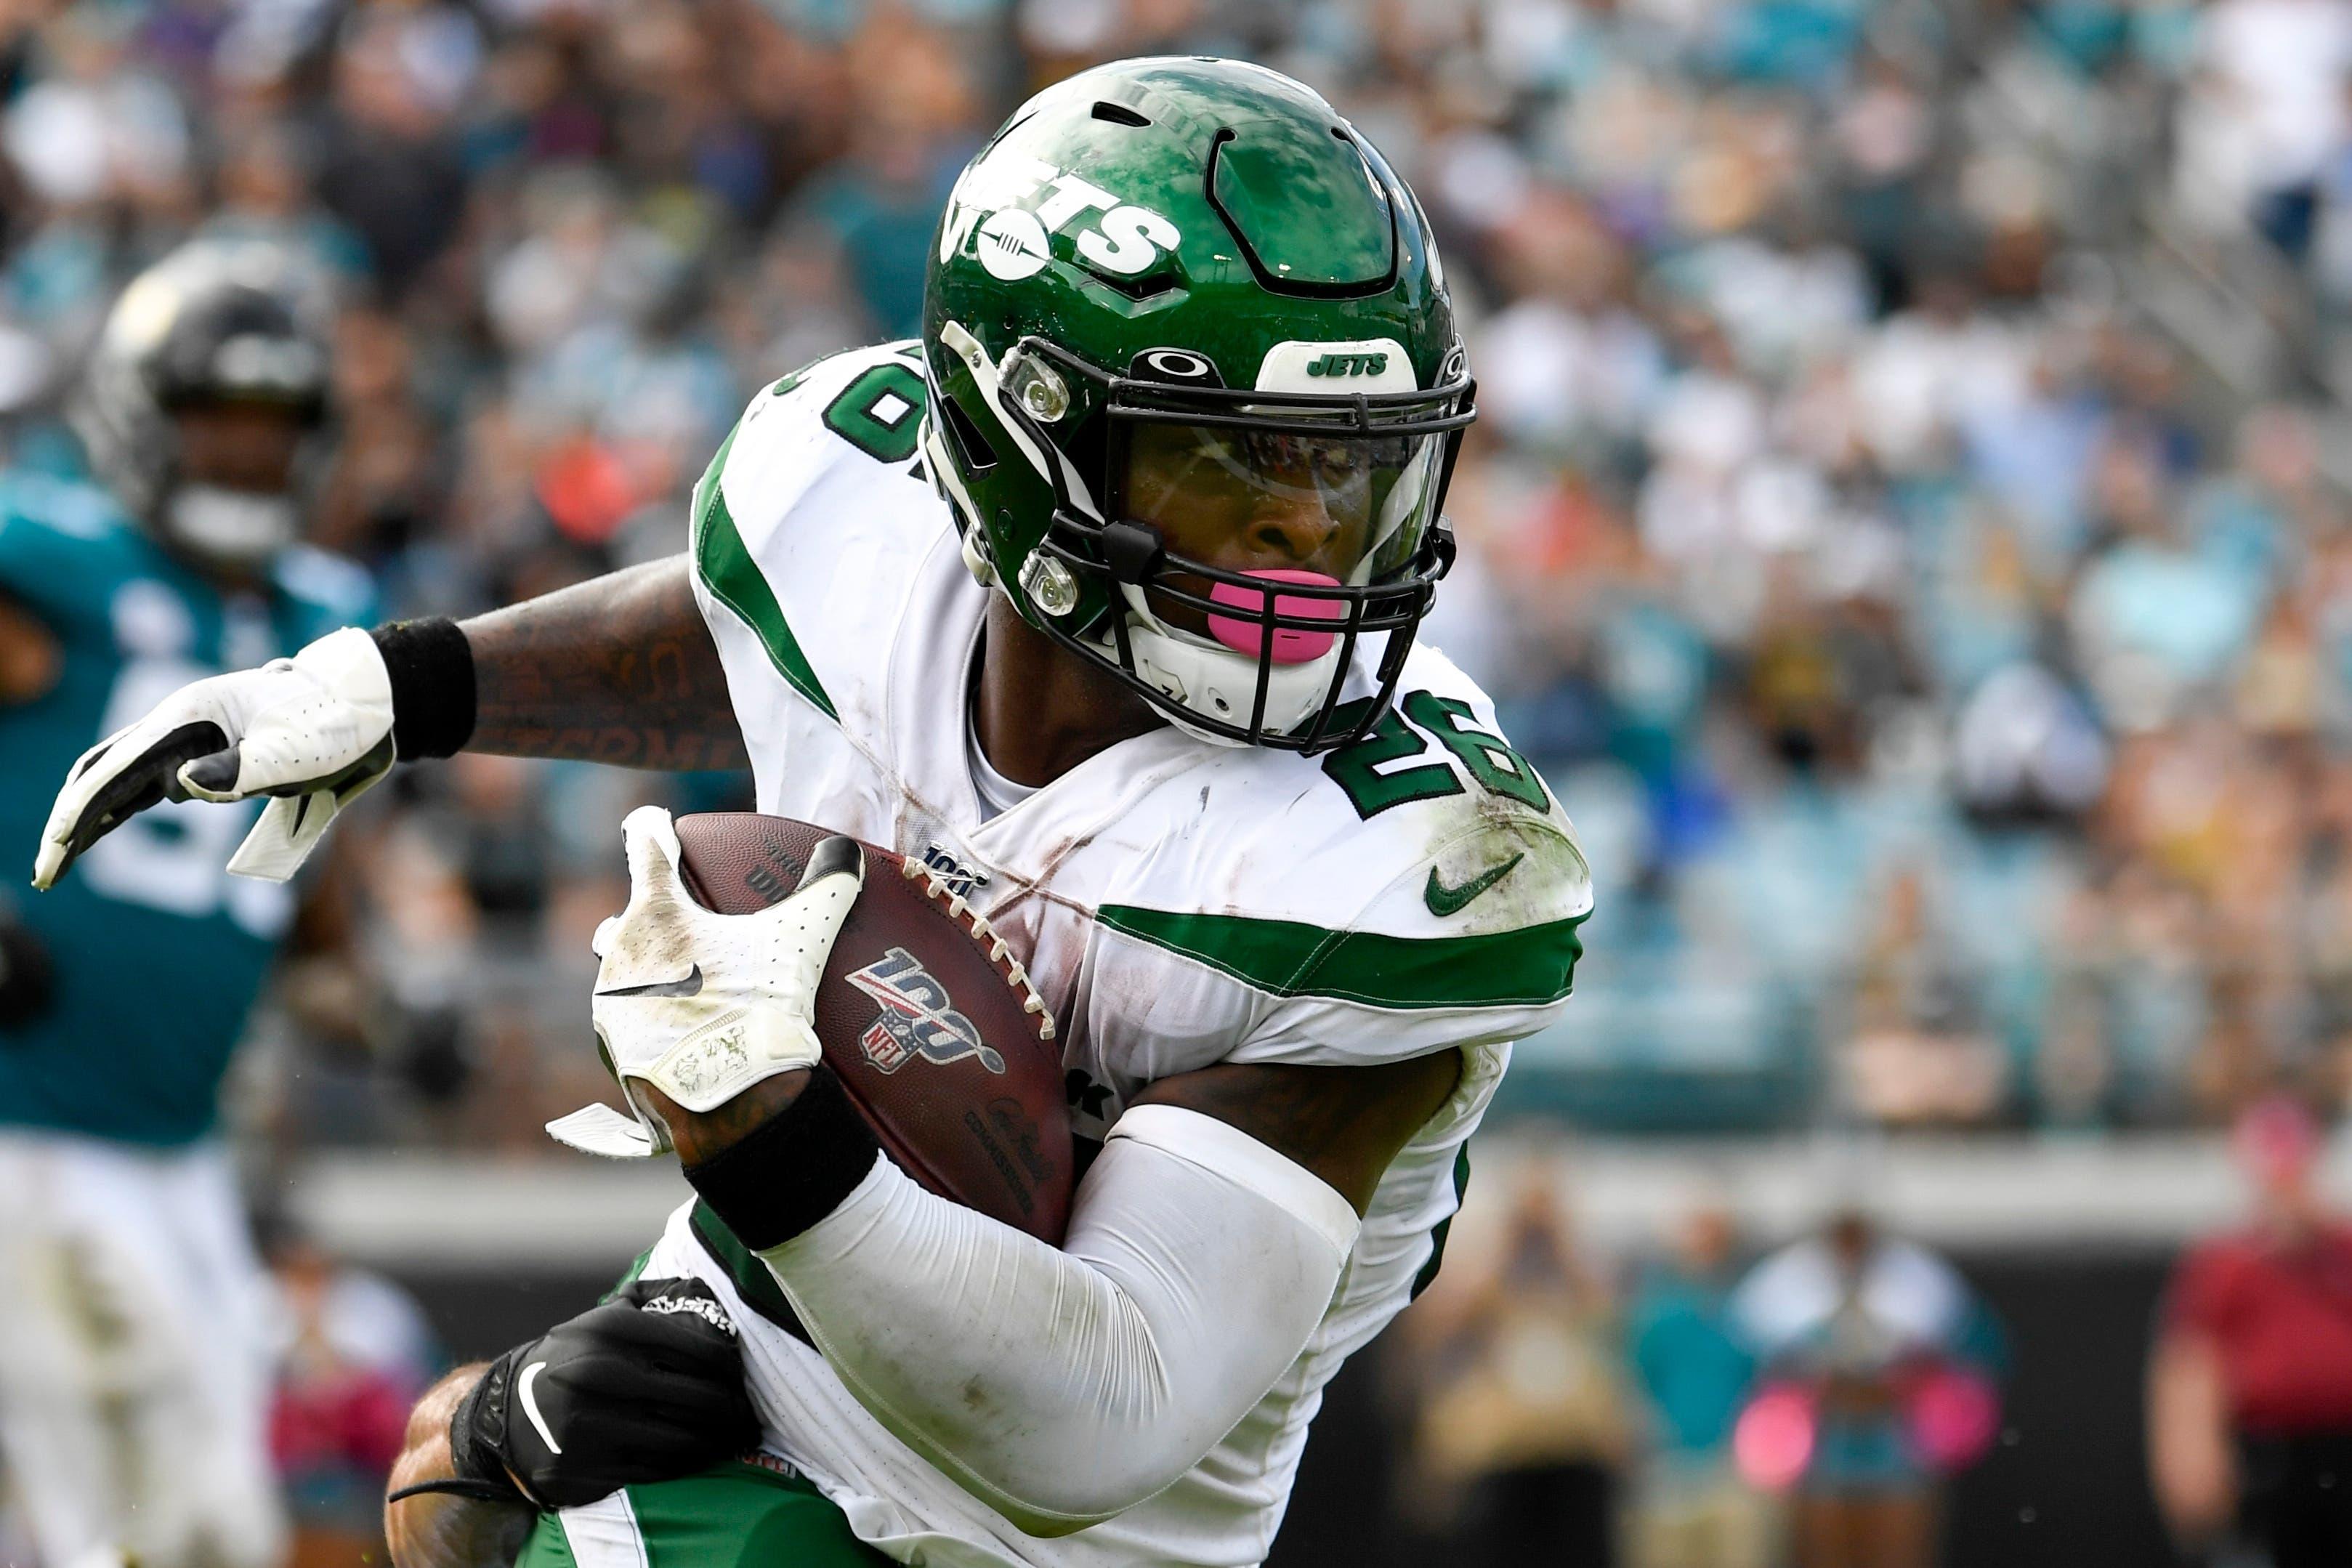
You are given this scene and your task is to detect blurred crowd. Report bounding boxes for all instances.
[1,0,2352,1141]
[1380,1097,2352,1568]
[1455,0,2352,1136]
[1389,1160,2006,1568]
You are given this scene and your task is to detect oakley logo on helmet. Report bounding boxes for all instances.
[1305,352,1389,379]
[942,150,1183,280]
[1133,348,1223,384]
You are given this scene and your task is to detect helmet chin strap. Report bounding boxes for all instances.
[163,485,296,571]
[1106,582,1343,745]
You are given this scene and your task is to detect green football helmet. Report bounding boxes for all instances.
[921,57,1474,752]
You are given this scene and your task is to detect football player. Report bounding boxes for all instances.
[0,238,374,1568]
[38,60,1594,1568]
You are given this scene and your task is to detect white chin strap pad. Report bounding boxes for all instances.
[1115,589,1343,743]
[164,485,298,569]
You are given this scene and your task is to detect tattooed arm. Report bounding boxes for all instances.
[465,557,746,769]
[31,554,744,890]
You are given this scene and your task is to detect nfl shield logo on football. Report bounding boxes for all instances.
[846,946,1006,1075]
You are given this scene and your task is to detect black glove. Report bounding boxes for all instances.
[435,1278,759,1508]
[0,916,54,1030]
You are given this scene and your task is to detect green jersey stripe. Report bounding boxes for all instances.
[1410,1145,1471,1299]
[690,1200,809,1339]
[1092,905,1586,1009]
[691,426,838,723]
[524,1466,885,1568]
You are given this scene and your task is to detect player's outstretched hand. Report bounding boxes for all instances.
[33,626,396,891]
[437,1277,761,1508]
[547,804,862,1160]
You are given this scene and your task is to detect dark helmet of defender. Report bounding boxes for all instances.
[75,238,336,574]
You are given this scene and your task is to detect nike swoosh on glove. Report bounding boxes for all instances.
[33,626,395,890]
[445,1278,761,1508]
[547,804,863,1159]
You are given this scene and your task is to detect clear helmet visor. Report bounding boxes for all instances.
[1119,420,1444,593]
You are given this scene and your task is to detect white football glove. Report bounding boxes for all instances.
[32,626,396,891]
[548,805,865,1160]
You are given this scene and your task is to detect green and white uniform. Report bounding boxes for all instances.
[550,345,1588,1568]
[522,1462,889,1568]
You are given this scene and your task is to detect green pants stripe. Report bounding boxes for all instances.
[518,1462,889,1568]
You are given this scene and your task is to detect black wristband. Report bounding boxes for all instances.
[371,618,477,761]
[682,1067,881,1251]
[445,1349,527,1503]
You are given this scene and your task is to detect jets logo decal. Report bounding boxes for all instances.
[942,150,1181,280]
[1306,352,1389,378]
[975,210,1051,280]
[846,946,1006,1075]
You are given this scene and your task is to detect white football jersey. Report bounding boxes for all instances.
[639,343,1593,1568]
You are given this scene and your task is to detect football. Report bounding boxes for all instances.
[671,812,1073,1245]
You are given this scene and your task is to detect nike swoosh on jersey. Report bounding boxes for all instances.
[518,1360,564,1455]
[593,964,703,999]
[1423,852,1525,917]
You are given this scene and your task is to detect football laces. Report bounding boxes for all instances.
[898,855,1055,1040]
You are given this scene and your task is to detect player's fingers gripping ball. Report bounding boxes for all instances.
[560,804,862,1157]
[558,812,1075,1240]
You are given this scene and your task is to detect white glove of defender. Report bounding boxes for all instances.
[33,626,397,891]
[548,805,865,1160]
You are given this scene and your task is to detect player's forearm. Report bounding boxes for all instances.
[386,1365,533,1568]
[735,1110,1356,1535]
[461,557,748,769]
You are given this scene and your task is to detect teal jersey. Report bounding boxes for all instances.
[0,472,374,1146]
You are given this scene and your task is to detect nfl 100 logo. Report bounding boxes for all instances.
[846,947,1006,1075]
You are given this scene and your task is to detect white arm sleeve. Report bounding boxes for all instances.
[755,1103,1361,1536]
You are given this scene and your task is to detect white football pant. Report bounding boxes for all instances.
[0,1131,286,1568]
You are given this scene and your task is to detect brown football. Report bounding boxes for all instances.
[671,812,1072,1245]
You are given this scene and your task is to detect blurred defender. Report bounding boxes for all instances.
[0,240,371,1568]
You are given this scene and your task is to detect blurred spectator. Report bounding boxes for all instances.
[1411,1173,1633,1568]
[1625,1197,1774,1568]
[310,7,474,299]
[1731,1210,2005,1568]
[261,1214,436,1568]
[1840,862,2012,1126]
[2149,1096,2352,1567]
[2175,0,2352,251]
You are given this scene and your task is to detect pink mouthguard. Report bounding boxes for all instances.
[1206,570,1345,663]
